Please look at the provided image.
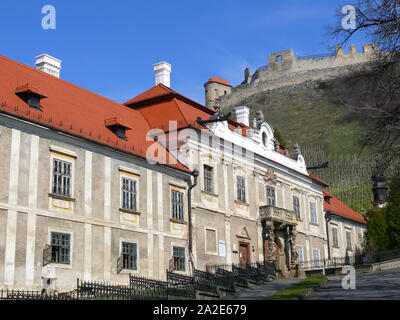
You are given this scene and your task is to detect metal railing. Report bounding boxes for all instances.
[0,289,76,300]
[1,261,280,300]
[299,248,400,271]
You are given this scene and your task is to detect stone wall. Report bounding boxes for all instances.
[216,44,379,110]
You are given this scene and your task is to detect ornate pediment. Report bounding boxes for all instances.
[237,227,251,239]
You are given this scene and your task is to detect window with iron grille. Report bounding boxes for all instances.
[293,196,300,219]
[121,242,137,270]
[171,190,184,221]
[332,226,339,247]
[237,176,246,203]
[173,246,185,271]
[203,165,213,193]
[50,232,70,264]
[121,178,137,211]
[346,230,352,250]
[267,187,276,206]
[52,159,72,197]
[310,202,317,224]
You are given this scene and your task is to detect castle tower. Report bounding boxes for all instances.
[204,77,232,109]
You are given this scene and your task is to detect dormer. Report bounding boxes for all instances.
[104,117,131,140]
[15,83,47,110]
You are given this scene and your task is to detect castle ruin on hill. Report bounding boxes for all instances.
[204,43,380,110]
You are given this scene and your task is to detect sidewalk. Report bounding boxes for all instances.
[222,278,304,300]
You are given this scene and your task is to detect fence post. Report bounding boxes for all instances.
[76,278,79,299]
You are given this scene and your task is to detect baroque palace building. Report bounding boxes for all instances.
[0,54,366,292]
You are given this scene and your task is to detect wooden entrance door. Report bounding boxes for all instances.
[239,242,250,268]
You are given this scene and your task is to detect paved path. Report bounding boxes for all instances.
[308,268,400,300]
[222,278,303,300]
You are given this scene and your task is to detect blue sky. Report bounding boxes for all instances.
[0,0,368,104]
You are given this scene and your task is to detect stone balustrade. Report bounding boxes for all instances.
[259,205,296,225]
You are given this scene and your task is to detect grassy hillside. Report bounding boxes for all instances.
[230,81,374,156]
[224,80,382,213]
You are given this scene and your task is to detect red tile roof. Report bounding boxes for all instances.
[308,171,329,187]
[124,83,246,133]
[124,85,334,190]
[323,190,367,224]
[205,77,232,87]
[0,54,189,173]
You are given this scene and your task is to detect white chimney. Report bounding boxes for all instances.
[35,54,62,78]
[235,106,250,126]
[153,61,171,87]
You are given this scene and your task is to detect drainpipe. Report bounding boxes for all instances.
[188,169,199,274]
[325,210,332,260]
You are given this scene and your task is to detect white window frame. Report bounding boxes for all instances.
[119,171,140,212]
[47,227,74,269]
[49,150,76,199]
[119,238,139,274]
[310,202,318,224]
[332,225,339,247]
[297,246,304,264]
[170,243,187,273]
[345,229,352,251]
[312,249,320,267]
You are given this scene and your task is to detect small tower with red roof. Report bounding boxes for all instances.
[204,77,232,110]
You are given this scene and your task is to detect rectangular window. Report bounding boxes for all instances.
[297,246,304,264]
[50,232,70,264]
[237,176,246,203]
[293,196,300,219]
[203,165,213,193]
[346,230,352,250]
[121,242,137,270]
[171,190,184,221]
[332,226,339,247]
[310,202,317,224]
[52,159,72,197]
[173,246,185,271]
[267,187,276,206]
[122,178,137,211]
[313,249,320,267]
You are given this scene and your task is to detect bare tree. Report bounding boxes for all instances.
[327,0,400,168]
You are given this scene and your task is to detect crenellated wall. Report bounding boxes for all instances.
[215,44,380,109]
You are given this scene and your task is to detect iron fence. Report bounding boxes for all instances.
[193,269,218,293]
[129,274,168,300]
[0,289,76,300]
[299,248,400,271]
[77,279,139,300]
[166,271,196,299]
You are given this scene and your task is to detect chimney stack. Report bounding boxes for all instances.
[234,106,250,126]
[35,54,62,78]
[153,62,171,87]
